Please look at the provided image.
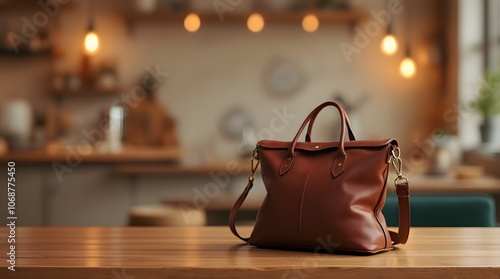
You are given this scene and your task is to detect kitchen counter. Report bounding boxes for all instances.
[387,174,500,193]
[0,146,181,163]
[113,160,254,175]
[1,227,499,278]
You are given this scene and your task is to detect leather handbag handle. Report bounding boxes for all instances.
[279,101,348,177]
[305,109,356,142]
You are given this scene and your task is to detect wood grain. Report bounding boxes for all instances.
[0,227,499,278]
[126,9,370,24]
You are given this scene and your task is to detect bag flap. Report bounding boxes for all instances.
[257,138,397,151]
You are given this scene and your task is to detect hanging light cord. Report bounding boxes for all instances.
[88,0,95,31]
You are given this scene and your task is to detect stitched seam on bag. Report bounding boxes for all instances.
[373,164,390,249]
[299,170,313,242]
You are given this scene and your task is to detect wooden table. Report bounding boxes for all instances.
[1,227,499,278]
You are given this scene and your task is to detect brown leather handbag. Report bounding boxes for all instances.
[229,101,410,254]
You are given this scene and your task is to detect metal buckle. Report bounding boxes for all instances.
[249,149,260,182]
[390,146,408,186]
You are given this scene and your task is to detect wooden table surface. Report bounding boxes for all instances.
[1,227,499,278]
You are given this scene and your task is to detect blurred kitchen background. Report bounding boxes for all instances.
[0,0,499,227]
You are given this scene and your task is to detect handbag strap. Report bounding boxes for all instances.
[388,145,410,244]
[305,109,356,142]
[229,145,411,245]
[229,179,254,242]
[229,152,260,242]
[280,101,348,177]
[390,181,410,244]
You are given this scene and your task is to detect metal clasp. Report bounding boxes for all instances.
[390,146,408,185]
[249,148,260,182]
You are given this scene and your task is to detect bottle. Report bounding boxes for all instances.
[107,106,124,153]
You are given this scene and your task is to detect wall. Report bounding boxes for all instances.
[456,0,483,149]
[2,0,448,159]
[0,0,453,225]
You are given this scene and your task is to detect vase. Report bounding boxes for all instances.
[2,100,33,149]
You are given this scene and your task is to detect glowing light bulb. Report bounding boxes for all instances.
[247,13,264,33]
[400,57,416,79]
[184,13,201,33]
[381,34,398,56]
[84,31,99,55]
[302,14,319,33]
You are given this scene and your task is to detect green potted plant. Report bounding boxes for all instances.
[470,71,500,143]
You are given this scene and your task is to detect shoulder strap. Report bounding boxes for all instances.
[389,181,410,244]
[229,180,253,242]
[389,145,411,244]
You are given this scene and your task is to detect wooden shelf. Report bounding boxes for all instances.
[113,160,255,175]
[1,147,181,163]
[52,88,123,97]
[162,196,263,210]
[0,48,53,57]
[0,0,73,12]
[0,0,47,12]
[125,9,369,24]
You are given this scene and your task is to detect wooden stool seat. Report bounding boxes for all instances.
[129,205,206,226]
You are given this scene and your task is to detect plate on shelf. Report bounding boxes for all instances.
[264,57,305,97]
[220,107,253,140]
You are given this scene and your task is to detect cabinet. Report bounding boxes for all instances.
[0,165,44,226]
[45,165,131,226]
[0,164,131,226]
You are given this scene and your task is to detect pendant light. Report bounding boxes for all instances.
[184,13,201,33]
[83,0,99,55]
[380,22,398,56]
[302,14,319,33]
[399,1,416,79]
[247,13,264,33]
[84,26,99,55]
[400,47,416,78]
